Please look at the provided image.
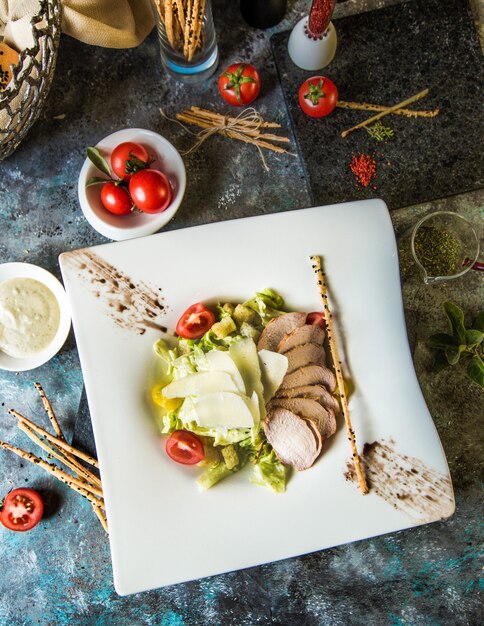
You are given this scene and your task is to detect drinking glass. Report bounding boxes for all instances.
[152,0,219,82]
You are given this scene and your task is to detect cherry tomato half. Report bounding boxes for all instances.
[218,63,261,107]
[129,169,172,214]
[306,311,326,329]
[0,488,44,532]
[166,430,205,465]
[176,303,216,339]
[100,181,133,215]
[111,142,150,181]
[298,76,338,118]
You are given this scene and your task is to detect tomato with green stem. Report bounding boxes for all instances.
[111,142,150,181]
[298,76,338,118]
[218,63,261,106]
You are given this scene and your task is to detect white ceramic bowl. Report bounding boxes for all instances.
[0,262,72,372]
[78,128,186,241]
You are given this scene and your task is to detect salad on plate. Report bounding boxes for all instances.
[151,289,339,493]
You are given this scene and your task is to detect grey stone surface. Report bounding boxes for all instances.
[0,1,482,624]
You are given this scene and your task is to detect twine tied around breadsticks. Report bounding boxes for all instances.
[160,106,295,172]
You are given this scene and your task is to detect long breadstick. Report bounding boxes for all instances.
[18,421,102,490]
[34,383,101,486]
[188,0,201,61]
[9,409,99,469]
[341,89,429,138]
[190,106,282,128]
[0,440,105,502]
[337,100,439,118]
[91,502,108,533]
[164,0,175,47]
[310,255,369,495]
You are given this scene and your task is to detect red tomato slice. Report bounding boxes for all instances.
[0,488,43,532]
[176,303,216,339]
[306,311,326,329]
[166,431,205,465]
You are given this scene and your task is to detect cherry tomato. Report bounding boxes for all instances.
[306,311,326,329]
[218,63,261,107]
[129,169,172,214]
[100,181,133,215]
[0,488,44,532]
[166,430,205,465]
[176,303,216,339]
[111,142,150,181]
[298,76,338,118]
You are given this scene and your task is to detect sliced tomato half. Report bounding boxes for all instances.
[0,488,44,532]
[306,311,326,329]
[165,431,205,465]
[175,303,216,340]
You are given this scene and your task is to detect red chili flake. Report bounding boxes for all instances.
[350,152,377,188]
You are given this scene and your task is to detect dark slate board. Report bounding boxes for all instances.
[271,0,483,210]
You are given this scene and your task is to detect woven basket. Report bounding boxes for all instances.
[0,0,62,160]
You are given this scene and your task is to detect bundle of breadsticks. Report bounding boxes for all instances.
[0,383,107,533]
[153,0,207,61]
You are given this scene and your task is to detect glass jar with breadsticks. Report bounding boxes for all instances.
[151,0,219,82]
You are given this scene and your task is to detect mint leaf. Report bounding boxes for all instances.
[444,301,467,344]
[86,176,109,187]
[445,345,461,365]
[427,333,458,350]
[465,329,483,349]
[473,311,484,333]
[467,355,484,388]
[86,147,112,177]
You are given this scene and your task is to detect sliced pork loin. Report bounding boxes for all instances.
[279,364,337,393]
[257,312,307,352]
[275,384,340,415]
[264,407,320,470]
[268,397,337,439]
[284,343,326,374]
[278,323,326,354]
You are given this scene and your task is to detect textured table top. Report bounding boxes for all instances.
[0,1,482,624]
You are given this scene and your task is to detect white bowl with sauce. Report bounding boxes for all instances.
[0,263,72,372]
[78,128,186,241]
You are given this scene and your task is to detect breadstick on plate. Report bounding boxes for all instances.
[310,255,369,495]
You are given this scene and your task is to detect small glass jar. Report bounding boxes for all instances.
[151,0,219,82]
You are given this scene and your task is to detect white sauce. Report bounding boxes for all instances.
[0,277,60,358]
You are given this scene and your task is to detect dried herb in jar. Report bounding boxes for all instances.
[413,226,462,277]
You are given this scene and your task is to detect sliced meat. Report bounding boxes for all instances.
[279,364,337,393]
[264,407,320,470]
[257,312,307,352]
[278,323,326,354]
[303,419,323,456]
[285,343,326,374]
[275,384,340,415]
[268,397,337,439]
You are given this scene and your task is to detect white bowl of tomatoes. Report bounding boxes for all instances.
[78,128,186,241]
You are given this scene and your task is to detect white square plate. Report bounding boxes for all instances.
[59,199,454,596]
